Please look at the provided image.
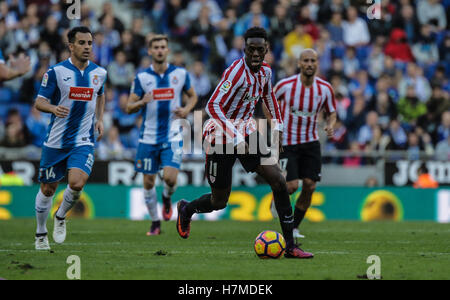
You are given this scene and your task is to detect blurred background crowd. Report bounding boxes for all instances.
[0,0,449,164]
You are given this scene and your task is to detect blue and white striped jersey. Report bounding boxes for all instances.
[131,64,191,145]
[37,58,107,149]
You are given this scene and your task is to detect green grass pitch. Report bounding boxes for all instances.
[0,219,449,280]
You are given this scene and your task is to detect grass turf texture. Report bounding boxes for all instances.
[0,219,449,280]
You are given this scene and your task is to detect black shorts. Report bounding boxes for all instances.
[205,132,271,189]
[280,141,322,182]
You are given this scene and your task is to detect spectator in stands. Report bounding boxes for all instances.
[398,85,427,124]
[226,35,244,66]
[186,0,223,25]
[107,50,135,93]
[113,94,139,149]
[435,135,450,161]
[328,118,349,150]
[14,15,40,50]
[269,3,293,59]
[437,111,450,143]
[345,92,367,139]
[367,91,397,130]
[234,0,269,36]
[40,16,63,57]
[343,141,363,167]
[392,4,420,43]
[92,31,113,67]
[189,60,211,109]
[297,5,319,41]
[384,28,414,63]
[417,0,447,30]
[367,44,385,79]
[349,70,374,101]
[97,125,126,160]
[117,30,140,67]
[398,63,432,103]
[413,164,439,188]
[315,28,333,76]
[318,0,346,24]
[342,6,370,47]
[357,111,379,148]
[0,108,30,148]
[283,23,314,59]
[343,47,360,79]
[412,24,440,67]
[101,14,121,49]
[326,11,344,45]
[386,119,408,150]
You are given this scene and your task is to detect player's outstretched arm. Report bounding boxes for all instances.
[126,92,153,114]
[34,97,70,118]
[174,87,198,119]
[0,53,31,81]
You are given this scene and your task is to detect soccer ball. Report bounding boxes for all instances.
[254,230,286,259]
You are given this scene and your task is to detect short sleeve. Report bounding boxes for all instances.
[0,50,5,64]
[37,68,57,101]
[183,70,191,92]
[130,75,144,98]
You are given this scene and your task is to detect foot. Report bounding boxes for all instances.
[53,215,66,244]
[176,200,191,239]
[146,221,161,236]
[162,195,173,221]
[284,245,314,259]
[35,234,50,250]
[293,228,305,239]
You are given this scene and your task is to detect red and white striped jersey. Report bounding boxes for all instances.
[275,74,336,146]
[204,58,283,145]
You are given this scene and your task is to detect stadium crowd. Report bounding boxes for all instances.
[0,0,449,164]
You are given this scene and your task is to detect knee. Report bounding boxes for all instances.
[287,182,299,195]
[41,185,56,197]
[164,177,177,188]
[68,181,85,192]
[144,176,155,189]
[302,179,316,193]
[270,174,287,192]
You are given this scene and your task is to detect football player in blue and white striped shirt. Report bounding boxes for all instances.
[33,27,107,250]
[127,35,197,236]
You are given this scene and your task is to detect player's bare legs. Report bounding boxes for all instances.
[53,168,89,244]
[162,167,178,221]
[142,174,161,235]
[35,182,58,250]
[292,178,316,239]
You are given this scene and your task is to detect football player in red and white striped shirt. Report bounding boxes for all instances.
[177,27,313,259]
[274,49,337,239]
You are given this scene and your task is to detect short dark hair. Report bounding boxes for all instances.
[243,27,268,43]
[149,34,169,48]
[67,26,92,43]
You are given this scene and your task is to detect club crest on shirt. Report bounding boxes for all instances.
[172,76,179,85]
[92,75,100,86]
[136,160,142,169]
[42,73,49,87]
[220,80,232,93]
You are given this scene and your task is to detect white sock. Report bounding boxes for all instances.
[144,187,159,221]
[56,185,81,219]
[163,182,176,199]
[35,189,53,235]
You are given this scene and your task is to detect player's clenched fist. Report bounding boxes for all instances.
[52,105,70,118]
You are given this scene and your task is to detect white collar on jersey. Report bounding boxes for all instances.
[69,58,90,75]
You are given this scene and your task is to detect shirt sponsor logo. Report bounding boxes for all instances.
[153,88,175,101]
[290,108,315,118]
[69,87,94,101]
